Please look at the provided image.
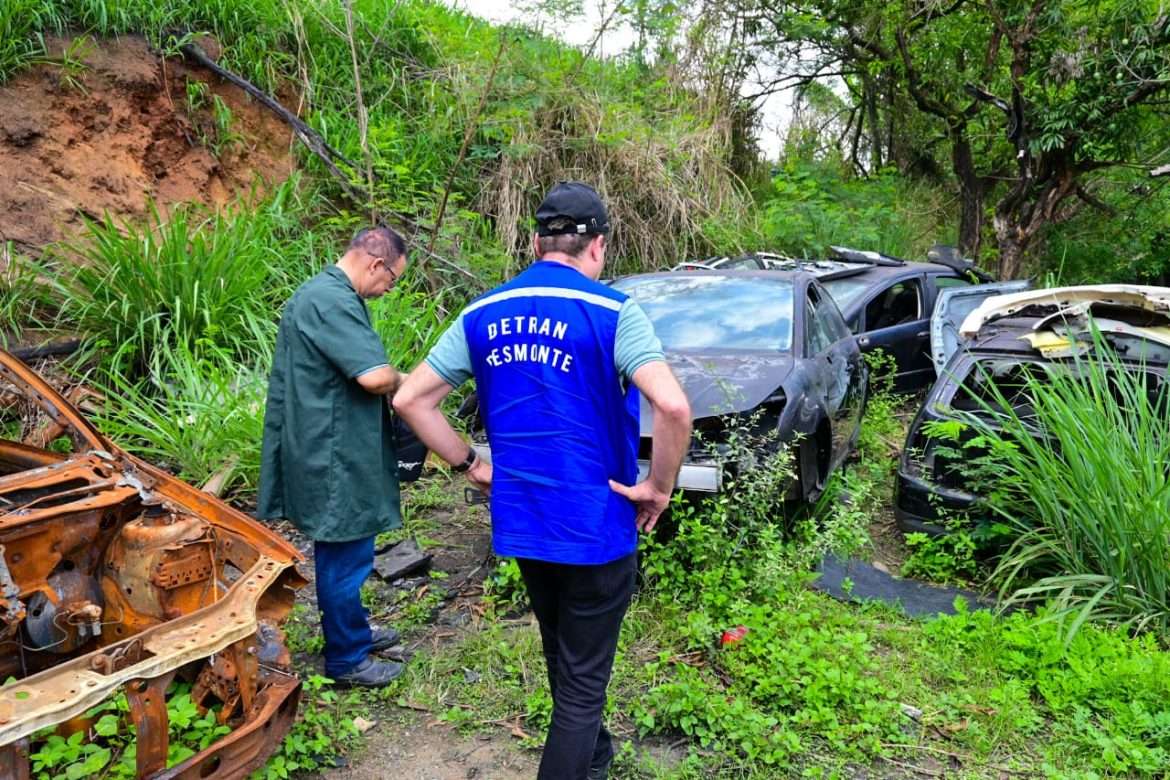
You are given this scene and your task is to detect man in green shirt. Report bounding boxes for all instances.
[258,226,408,687]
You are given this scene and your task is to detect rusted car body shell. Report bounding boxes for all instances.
[0,351,307,779]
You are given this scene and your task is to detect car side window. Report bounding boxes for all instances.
[935,275,971,290]
[806,285,844,355]
[864,278,923,331]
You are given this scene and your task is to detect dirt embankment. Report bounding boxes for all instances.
[0,35,294,256]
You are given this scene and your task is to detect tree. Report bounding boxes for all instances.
[742,0,1170,277]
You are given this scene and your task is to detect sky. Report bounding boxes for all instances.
[445,0,794,160]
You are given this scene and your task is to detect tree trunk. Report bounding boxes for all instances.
[993,221,1027,279]
[950,128,984,259]
[864,77,883,171]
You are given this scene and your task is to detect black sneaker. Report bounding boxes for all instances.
[332,657,404,688]
[587,758,612,780]
[370,626,401,652]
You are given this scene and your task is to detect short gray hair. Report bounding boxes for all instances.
[348,225,407,262]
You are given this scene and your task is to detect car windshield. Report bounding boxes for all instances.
[611,275,794,351]
[821,276,871,310]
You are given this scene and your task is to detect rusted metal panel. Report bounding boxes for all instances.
[0,738,30,780]
[0,349,307,778]
[125,672,176,777]
[156,676,302,780]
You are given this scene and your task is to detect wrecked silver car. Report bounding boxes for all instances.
[895,285,1170,535]
[610,270,867,499]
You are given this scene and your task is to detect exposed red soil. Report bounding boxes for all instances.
[0,35,294,257]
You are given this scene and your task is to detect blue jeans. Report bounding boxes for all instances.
[314,536,375,677]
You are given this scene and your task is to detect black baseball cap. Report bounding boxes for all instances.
[535,182,611,236]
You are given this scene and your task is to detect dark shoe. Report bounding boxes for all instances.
[370,626,401,652]
[587,758,612,780]
[332,657,404,688]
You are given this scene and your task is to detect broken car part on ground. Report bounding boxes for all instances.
[896,285,1170,535]
[0,351,307,779]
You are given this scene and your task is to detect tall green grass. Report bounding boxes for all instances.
[94,338,269,498]
[956,336,1170,638]
[44,179,322,374]
[0,245,55,347]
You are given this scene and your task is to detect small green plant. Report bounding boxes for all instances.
[252,675,364,779]
[184,78,208,112]
[901,530,978,584]
[33,35,93,93]
[284,603,325,655]
[483,558,527,614]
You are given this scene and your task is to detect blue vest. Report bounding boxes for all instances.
[463,261,640,564]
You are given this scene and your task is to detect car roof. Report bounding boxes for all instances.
[614,269,815,285]
[820,261,961,282]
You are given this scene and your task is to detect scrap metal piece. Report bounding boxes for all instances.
[0,546,24,639]
[961,285,1170,338]
[0,555,293,745]
[156,675,301,780]
[373,539,432,581]
[0,349,307,776]
[0,738,29,780]
[125,671,176,777]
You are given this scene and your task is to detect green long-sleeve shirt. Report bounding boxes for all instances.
[257,265,402,542]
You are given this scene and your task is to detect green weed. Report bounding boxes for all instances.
[252,674,364,779]
[93,340,269,498]
[950,337,1170,638]
[0,244,53,346]
[26,683,230,779]
[901,530,978,584]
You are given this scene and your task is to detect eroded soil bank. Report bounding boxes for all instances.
[0,35,293,258]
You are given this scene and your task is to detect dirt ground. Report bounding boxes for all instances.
[0,35,293,258]
[320,717,540,780]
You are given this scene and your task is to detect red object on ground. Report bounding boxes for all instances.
[720,625,749,646]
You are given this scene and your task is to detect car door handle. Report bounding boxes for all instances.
[916,330,929,338]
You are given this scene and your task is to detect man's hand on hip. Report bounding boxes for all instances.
[467,458,492,496]
[608,479,671,533]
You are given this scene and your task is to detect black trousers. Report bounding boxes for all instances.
[517,553,637,780]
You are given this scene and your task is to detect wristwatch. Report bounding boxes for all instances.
[452,448,478,473]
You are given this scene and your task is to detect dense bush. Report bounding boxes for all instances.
[759,159,955,262]
[44,179,320,375]
[950,338,1170,637]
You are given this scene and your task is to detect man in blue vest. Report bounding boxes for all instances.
[394,182,692,780]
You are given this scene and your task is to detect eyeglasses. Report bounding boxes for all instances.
[370,251,401,283]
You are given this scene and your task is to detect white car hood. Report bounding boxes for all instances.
[959,285,1170,338]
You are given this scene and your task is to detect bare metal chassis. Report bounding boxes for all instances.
[0,351,307,779]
